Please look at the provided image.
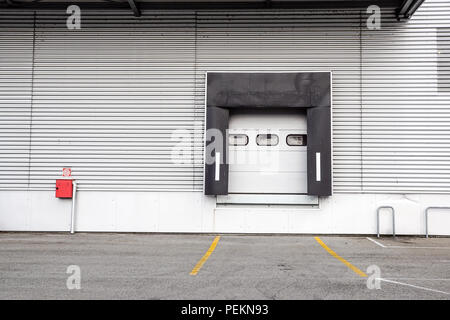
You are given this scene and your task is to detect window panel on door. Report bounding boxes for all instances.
[256,134,279,146]
[229,134,249,146]
[286,134,307,146]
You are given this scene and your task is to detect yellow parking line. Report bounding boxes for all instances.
[314,237,367,278]
[190,236,221,275]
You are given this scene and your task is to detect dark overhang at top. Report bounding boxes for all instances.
[0,0,426,20]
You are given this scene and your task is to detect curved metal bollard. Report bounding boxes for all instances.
[377,206,395,238]
[425,207,450,238]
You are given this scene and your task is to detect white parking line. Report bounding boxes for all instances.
[366,237,386,248]
[0,238,45,241]
[388,246,450,249]
[366,237,450,249]
[386,278,450,281]
[379,278,450,296]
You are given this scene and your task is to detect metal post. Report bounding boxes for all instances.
[393,208,396,237]
[70,180,77,234]
[377,206,395,238]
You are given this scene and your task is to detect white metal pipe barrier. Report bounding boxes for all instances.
[377,206,396,238]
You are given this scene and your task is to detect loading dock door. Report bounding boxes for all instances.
[228,109,307,194]
[205,72,332,197]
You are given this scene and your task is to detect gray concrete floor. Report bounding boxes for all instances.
[0,232,449,299]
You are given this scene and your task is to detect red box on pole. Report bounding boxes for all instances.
[56,179,73,198]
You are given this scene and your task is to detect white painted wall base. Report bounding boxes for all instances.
[0,191,450,236]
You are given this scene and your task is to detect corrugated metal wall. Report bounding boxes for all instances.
[31,12,201,191]
[0,0,449,193]
[361,0,450,193]
[1,11,203,191]
[0,11,35,189]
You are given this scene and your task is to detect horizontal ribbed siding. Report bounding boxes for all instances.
[1,11,203,191]
[0,0,449,193]
[32,12,200,191]
[0,12,34,189]
[361,0,450,192]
